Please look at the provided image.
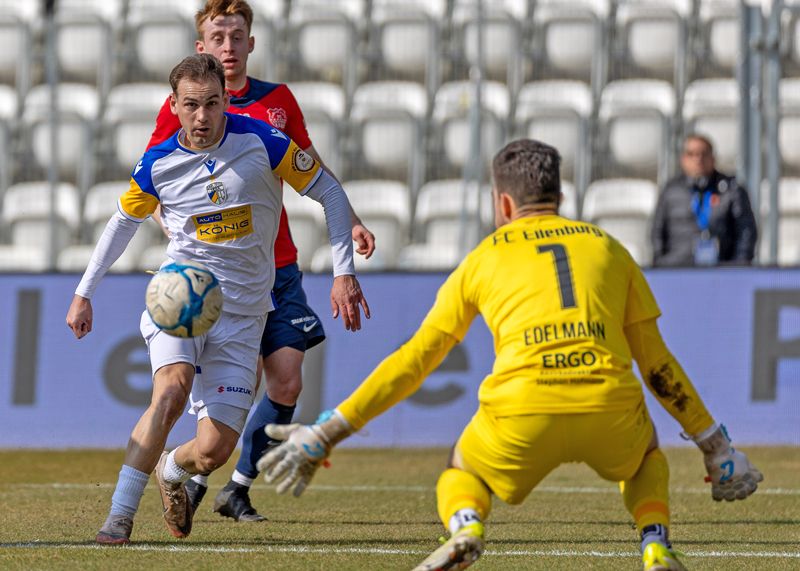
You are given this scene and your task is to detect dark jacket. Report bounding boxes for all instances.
[651,170,758,266]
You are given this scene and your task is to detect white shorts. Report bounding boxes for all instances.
[140,310,267,430]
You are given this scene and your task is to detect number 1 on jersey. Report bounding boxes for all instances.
[537,243,577,309]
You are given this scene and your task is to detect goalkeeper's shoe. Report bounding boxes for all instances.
[184,479,207,513]
[213,481,266,522]
[412,522,484,571]
[154,451,193,538]
[96,514,133,545]
[642,543,687,571]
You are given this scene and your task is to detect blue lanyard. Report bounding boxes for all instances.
[691,190,713,231]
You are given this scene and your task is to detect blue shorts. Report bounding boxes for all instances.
[260,263,325,357]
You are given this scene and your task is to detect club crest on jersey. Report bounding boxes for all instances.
[292,148,315,173]
[206,181,227,205]
[267,107,287,129]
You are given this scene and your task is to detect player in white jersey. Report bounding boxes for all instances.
[65,53,365,544]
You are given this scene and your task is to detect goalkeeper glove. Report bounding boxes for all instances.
[256,409,353,497]
[692,424,764,502]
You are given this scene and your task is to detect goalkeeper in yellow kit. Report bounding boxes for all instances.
[258,139,763,571]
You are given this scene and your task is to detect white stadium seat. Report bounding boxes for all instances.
[779,78,800,175]
[515,80,593,187]
[343,179,412,266]
[282,186,326,270]
[22,83,100,190]
[103,82,170,177]
[126,3,198,82]
[351,81,428,188]
[396,242,461,270]
[2,182,81,254]
[598,79,676,183]
[432,80,510,176]
[414,179,485,247]
[581,178,658,266]
[697,0,739,77]
[612,0,691,86]
[0,245,49,271]
[310,242,392,272]
[531,0,611,93]
[760,178,800,266]
[286,81,346,174]
[682,78,740,174]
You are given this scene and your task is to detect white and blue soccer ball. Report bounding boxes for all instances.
[145,260,223,338]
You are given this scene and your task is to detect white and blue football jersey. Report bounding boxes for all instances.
[120,113,321,316]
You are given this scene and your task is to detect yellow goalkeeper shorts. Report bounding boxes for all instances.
[456,399,654,505]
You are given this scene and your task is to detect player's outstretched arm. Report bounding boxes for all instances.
[331,275,370,331]
[66,294,93,339]
[691,423,764,501]
[625,318,764,500]
[257,409,353,496]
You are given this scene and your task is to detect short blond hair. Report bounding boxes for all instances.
[195,0,254,38]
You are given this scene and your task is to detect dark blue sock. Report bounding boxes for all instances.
[236,397,296,478]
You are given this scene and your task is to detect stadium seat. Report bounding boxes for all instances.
[102,82,170,178]
[414,179,487,247]
[21,84,100,191]
[530,0,611,98]
[611,0,691,88]
[342,179,412,266]
[560,180,579,220]
[125,2,198,82]
[84,181,159,271]
[286,81,346,174]
[0,84,17,193]
[515,80,593,189]
[778,78,800,175]
[54,0,124,96]
[581,178,658,266]
[597,79,676,184]
[451,0,527,93]
[682,78,739,173]
[0,244,49,271]
[350,81,427,189]
[432,80,510,178]
[2,181,81,255]
[396,242,461,270]
[368,0,445,100]
[760,177,800,266]
[309,242,392,272]
[285,2,360,96]
[696,0,739,78]
[0,12,33,105]
[282,186,326,270]
[138,242,170,271]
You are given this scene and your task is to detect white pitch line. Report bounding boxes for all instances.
[3,543,799,559]
[13,483,800,495]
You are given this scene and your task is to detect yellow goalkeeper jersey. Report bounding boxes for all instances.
[422,215,661,415]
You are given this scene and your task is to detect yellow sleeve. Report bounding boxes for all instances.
[118,178,159,222]
[273,140,322,194]
[419,260,479,342]
[337,325,458,430]
[625,317,715,435]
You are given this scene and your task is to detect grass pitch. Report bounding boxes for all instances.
[0,447,798,570]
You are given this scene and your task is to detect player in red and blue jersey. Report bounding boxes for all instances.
[147,0,375,522]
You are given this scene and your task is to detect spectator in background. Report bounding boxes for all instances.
[651,134,757,267]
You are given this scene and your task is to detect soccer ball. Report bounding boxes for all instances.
[145,260,223,337]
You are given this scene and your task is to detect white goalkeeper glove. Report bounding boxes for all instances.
[692,424,763,502]
[256,409,353,497]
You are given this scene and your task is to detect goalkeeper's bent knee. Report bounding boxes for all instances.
[437,468,492,529]
[620,448,670,531]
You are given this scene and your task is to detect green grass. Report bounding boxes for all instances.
[0,447,798,570]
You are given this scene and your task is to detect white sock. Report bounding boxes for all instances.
[641,524,670,552]
[110,465,149,518]
[162,448,191,485]
[190,474,209,486]
[231,470,254,487]
[448,508,481,534]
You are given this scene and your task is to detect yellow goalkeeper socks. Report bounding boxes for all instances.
[620,448,671,531]
[436,468,491,531]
